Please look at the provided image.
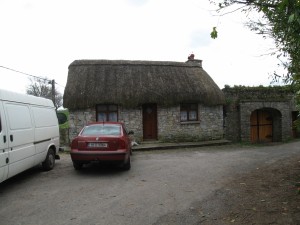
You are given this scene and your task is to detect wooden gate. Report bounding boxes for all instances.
[142,104,157,140]
[251,110,273,142]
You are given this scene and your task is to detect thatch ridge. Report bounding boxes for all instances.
[69,59,202,68]
[64,59,225,109]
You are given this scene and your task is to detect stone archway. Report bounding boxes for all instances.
[250,108,282,143]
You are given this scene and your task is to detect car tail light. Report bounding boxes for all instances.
[118,140,126,149]
[71,139,78,149]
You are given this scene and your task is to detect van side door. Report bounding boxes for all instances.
[4,102,35,179]
[0,101,9,183]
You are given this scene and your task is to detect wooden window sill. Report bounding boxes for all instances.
[180,121,200,125]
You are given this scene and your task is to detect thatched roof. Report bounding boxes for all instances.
[64,59,225,109]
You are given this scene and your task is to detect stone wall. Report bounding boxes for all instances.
[68,108,96,141]
[223,86,297,143]
[119,107,143,142]
[59,128,69,146]
[68,104,224,143]
[223,104,240,142]
[157,105,223,142]
[239,101,291,142]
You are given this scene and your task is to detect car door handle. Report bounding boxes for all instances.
[3,135,6,143]
[10,135,13,142]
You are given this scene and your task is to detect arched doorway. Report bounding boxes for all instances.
[250,108,282,143]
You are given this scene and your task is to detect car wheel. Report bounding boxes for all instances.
[42,149,55,171]
[122,156,131,171]
[73,161,83,170]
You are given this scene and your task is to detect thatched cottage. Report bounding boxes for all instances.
[63,58,225,143]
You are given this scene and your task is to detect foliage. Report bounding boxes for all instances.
[223,85,297,103]
[210,0,300,115]
[223,84,297,92]
[210,26,218,39]
[26,77,63,109]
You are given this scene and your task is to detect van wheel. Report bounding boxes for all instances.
[42,149,55,171]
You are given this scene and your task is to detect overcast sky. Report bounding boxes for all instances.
[0,0,283,96]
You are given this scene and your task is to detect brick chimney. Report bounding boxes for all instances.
[186,53,202,67]
[188,53,194,60]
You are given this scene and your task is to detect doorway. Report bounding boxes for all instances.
[250,109,273,142]
[142,104,157,140]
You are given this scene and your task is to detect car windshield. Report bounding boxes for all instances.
[81,124,121,136]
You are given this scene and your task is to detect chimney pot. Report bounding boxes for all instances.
[186,54,202,67]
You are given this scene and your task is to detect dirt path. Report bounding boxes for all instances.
[200,154,300,224]
[152,142,300,225]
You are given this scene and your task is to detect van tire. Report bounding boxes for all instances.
[42,149,55,171]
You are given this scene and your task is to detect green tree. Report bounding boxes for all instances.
[26,77,63,109]
[211,0,300,116]
[210,1,300,81]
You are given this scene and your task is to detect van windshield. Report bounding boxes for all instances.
[81,124,121,136]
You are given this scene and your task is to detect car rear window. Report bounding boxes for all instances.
[81,124,121,136]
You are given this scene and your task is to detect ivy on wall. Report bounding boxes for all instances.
[222,85,296,102]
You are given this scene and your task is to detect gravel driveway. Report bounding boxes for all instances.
[0,140,299,225]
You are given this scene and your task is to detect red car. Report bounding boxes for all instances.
[70,122,133,170]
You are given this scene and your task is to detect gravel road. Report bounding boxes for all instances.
[0,140,299,225]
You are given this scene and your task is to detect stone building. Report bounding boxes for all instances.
[223,86,299,143]
[63,59,225,143]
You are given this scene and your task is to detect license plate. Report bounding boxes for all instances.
[88,142,108,148]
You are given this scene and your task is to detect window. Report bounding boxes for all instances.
[82,124,121,136]
[96,104,118,122]
[180,103,198,122]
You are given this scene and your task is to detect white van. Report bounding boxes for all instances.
[0,89,60,183]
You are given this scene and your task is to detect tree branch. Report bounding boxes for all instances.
[232,0,278,8]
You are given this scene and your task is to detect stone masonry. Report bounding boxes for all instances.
[68,104,224,143]
[223,86,298,143]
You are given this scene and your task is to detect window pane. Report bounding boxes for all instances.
[189,110,197,121]
[105,125,121,135]
[81,126,97,136]
[109,112,118,121]
[180,111,188,121]
[82,125,121,136]
[180,103,198,122]
[98,113,107,122]
[97,104,118,122]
